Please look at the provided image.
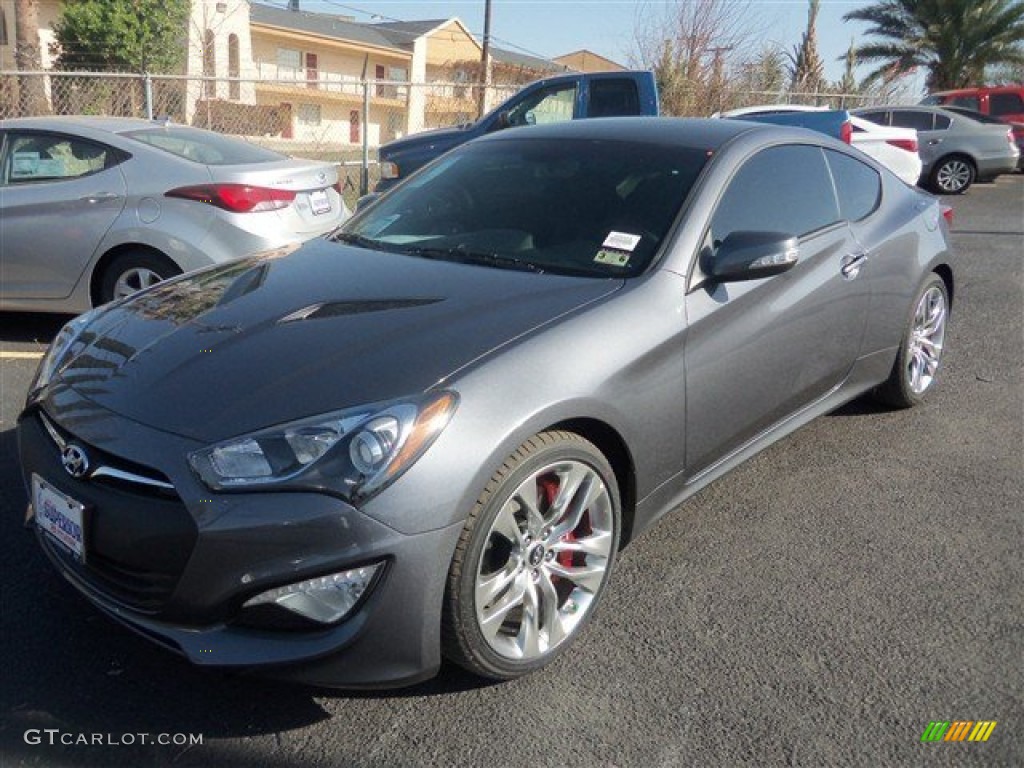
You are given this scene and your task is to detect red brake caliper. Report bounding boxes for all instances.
[538,475,576,570]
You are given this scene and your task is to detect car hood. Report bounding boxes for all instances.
[379,125,471,158]
[55,242,621,442]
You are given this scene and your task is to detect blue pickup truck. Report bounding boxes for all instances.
[375,71,659,192]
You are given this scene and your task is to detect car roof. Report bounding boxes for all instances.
[0,115,169,134]
[929,85,1024,97]
[477,116,786,151]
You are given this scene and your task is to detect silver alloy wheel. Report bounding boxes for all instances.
[113,267,165,299]
[906,285,947,394]
[935,160,971,193]
[474,459,615,661]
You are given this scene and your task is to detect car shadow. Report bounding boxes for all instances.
[0,425,491,765]
[827,397,891,417]
[0,312,74,345]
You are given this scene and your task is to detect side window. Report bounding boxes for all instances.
[710,145,840,244]
[588,78,640,118]
[2,133,122,185]
[858,110,889,126]
[990,92,1024,116]
[825,150,881,222]
[933,113,951,130]
[951,95,981,111]
[890,110,935,131]
[507,84,576,127]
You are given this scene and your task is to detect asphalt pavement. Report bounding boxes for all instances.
[1,176,1021,767]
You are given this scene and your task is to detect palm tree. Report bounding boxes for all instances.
[844,0,1024,90]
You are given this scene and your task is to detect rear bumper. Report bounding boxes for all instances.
[19,396,463,689]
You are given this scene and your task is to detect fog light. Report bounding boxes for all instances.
[243,563,383,624]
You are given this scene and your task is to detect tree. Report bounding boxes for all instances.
[788,0,826,97]
[52,0,190,74]
[632,0,761,116]
[836,39,860,96]
[14,0,50,114]
[844,0,1024,90]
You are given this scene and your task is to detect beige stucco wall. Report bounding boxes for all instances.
[0,0,62,70]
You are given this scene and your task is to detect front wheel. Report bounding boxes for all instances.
[873,274,949,408]
[442,431,621,680]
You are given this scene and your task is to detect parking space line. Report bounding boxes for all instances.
[0,351,45,360]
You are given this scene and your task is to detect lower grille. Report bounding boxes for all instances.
[22,410,197,614]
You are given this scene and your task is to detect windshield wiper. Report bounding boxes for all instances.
[401,246,545,274]
[331,232,390,251]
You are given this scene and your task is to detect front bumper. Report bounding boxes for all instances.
[18,394,463,688]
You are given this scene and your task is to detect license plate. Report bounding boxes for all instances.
[309,188,332,216]
[33,474,87,562]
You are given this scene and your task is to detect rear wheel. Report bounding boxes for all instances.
[98,250,182,305]
[929,155,975,194]
[442,431,620,680]
[873,274,949,408]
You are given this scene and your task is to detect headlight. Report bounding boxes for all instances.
[188,390,458,501]
[28,308,102,402]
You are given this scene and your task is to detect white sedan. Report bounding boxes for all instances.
[715,105,923,186]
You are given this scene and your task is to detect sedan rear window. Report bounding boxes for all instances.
[341,137,709,277]
[122,126,287,165]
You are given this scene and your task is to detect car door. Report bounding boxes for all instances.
[889,110,943,168]
[683,144,871,476]
[0,130,128,300]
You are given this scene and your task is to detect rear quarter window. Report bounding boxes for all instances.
[825,150,881,222]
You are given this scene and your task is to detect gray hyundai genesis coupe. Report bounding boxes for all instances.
[19,118,955,688]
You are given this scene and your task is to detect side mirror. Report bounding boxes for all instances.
[704,231,799,282]
[355,192,380,212]
[492,111,511,131]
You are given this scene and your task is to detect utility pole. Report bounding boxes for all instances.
[477,0,492,118]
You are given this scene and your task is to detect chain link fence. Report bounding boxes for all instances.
[2,70,887,206]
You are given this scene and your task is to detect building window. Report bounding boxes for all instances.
[297,103,321,126]
[203,30,216,97]
[277,48,301,78]
[228,34,240,100]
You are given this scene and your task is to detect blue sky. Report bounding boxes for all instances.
[273,1,914,92]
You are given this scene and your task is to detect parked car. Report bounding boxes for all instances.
[375,70,659,192]
[854,105,1019,193]
[717,105,922,186]
[941,106,1024,168]
[21,118,956,688]
[0,116,350,313]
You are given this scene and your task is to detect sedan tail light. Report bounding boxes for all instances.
[1007,128,1016,148]
[941,205,954,227]
[840,120,853,144]
[166,184,297,213]
[886,138,919,153]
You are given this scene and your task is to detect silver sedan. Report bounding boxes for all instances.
[0,116,350,312]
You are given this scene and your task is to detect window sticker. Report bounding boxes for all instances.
[594,249,631,267]
[11,151,40,178]
[602,231,642,252]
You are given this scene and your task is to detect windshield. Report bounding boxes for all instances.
[339,137,708,277]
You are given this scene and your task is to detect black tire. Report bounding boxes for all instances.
[929,155,976,194]
[97,250,182,305]
[873,274,950,409]
[442,430,621,680]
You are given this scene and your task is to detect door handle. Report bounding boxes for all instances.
[79,192,120,204]
[927,139,942,145]
[841,252,868,279]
